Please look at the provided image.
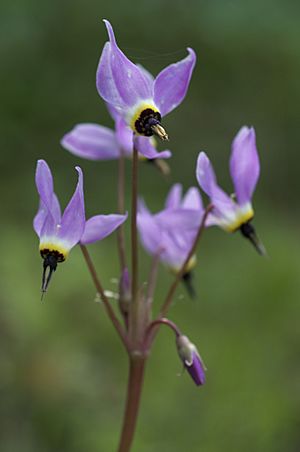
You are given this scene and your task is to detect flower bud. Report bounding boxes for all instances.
[176,335,206,386]
[118,268,131,319]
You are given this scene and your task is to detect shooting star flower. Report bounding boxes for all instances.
[61,113,171,161]
[96,20,196,141]
[196,126,265,254]
[137,184,204,296]
[33,159,127,294]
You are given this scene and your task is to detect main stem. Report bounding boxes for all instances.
[130,146,139,343]
[118,356,146,452]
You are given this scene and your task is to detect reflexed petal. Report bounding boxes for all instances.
[115,117,134,156]
[196,152,235,216]
[97,42,127,109]
[58,167,85,248]
[154,48,196,116]
[230,126,260,205]
[196,152,217,197]
[106,102,120,121]
[96,20,153,109]
[134,135,171,159]
[61,123,120,161]
[137,64,155,85]
[137,207,163,255]
[155,208,202,231]
[35,160,61,223]
[39,210,58,240]
[33,194,61,237]
[165,184,182,209]
[182,187,204,211]
[81,213,128,245]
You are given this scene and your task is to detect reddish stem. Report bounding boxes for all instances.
[80,244,130,351]
[117,356,146,452]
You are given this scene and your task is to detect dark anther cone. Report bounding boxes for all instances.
[41,254,58,298]
[240,222,266,256]
[182,271,197,299]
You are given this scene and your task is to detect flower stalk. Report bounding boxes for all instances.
[159,203,213,318]
[117,150,127,271]
[130,145,140,345]
[80,244,130,351]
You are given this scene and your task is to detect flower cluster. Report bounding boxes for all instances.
[34,19,264,397]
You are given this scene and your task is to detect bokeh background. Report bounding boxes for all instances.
[1,0,299,451]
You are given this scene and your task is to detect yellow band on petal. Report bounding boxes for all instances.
[129,102,161,136]
[39,242,69,262]
[225,207,254,233]
[170,254,197,275]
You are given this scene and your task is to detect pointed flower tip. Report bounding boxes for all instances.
[187,47,196,62]
[103,19,116,45]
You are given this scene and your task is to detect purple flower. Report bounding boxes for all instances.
[33,159,127,292]
[96,20,196,140]
[176,335,206,386]
[196,126,265,254]
[61,113,172,161]
[137,184,204,274]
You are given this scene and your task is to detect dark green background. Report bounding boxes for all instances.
[1,0,299,451]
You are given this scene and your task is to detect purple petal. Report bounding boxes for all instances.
[61,123,120,161]
[34,160,61,237]
[186,351,206,386]
[155,208,202,231]
[196,152,236,216]
[230,126,260,205]
[58,167,86,248]
[80,213,128,245]
[106,102,120,122]
[33,194,61,237]
[35,160,61,221]
[96,20,153,109]
[115,117,134,156]
[165,184,182,209]
[154,48,196,117]
[134,135,171,159]
[39,210,58,240]
[137,64,154,85]
[137,206,163,255]
[182,187,204,211]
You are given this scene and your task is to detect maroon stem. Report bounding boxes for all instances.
[159,204,213,318]
[130,146,139,342]
[80,244,130,352]
[143,318,182,351]
[118,356,146,452]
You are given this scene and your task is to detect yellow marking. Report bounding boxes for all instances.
[225,208,254,233]
[39,242,69,260]
[129,102,160,133]
[170,254,197,275]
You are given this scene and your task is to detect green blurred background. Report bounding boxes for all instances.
[1,0,299,450]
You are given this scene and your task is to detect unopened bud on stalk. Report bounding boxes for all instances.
[176,335,206,386]
[118,268,131,321]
